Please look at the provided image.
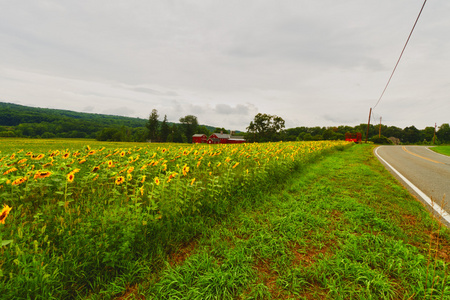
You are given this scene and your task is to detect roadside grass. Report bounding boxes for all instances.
[136,144,450,299]
[430,145,450,156]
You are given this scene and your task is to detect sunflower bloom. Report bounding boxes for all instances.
[63,153,70,159]
[108,160,113,167]
[154,177,160,186]
[17,159,27,165]
[232,162,240,169]
[3,167,18,175]
[92,166,100,172]
[34,171,51,179]
[182,165,190,176]
[32,154,45,160]
[12,177,28,186]
[67,173,75,183]
[115,176,125,185]
[167,172,177,183]
[0,205,12,224]
[127,167,134,173]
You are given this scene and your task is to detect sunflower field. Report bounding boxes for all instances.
[0,139,350,299]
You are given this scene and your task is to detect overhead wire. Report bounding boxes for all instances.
[372,0,428,111]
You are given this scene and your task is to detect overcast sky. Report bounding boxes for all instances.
[1,0,449,131]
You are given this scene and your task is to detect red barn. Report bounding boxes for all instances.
[345,132,362,143]
[207,133,230,144]
[206,133,246,144]
[228,136,245,144]
[192,134,207,143]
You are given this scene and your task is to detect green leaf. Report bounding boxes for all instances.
[1,240,13,247]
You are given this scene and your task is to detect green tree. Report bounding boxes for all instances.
[197,125,211,136]
[146,109,159,142]
[160,115,170,142]
[247,113,285,142]
[437,123,450,143]
[179,115,199,142]
[403,126,421,144]
[422,126,435,143]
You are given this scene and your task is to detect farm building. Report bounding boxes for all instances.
[192,134,208,144]
[208,133,232,144]
[192,133,245,144]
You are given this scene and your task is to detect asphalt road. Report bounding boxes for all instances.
[374,145,450,227]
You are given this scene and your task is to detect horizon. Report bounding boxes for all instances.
[1,101,444,132]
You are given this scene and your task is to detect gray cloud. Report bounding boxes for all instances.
[1,0,449,130]
[214,104,253,115]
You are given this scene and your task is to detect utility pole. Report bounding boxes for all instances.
[433,123,437,144]
[365,108,372,143]
[379,117,382,138]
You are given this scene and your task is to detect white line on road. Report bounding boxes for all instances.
[374,146,450,225]
[426,146,450,159]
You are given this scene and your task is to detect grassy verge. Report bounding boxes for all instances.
[430,146,450,156]
[125,144,450,299]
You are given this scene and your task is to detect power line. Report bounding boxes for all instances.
[372,0,428,110]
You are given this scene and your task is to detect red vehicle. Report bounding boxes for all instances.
[345,132,362,143]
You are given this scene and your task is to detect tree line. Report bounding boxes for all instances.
[283,123,450,144]
[1,102,449,144]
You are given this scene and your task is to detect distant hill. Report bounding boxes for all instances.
[0,102,148,128]
[0,102,217,140]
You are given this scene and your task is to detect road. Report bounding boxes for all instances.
[374,145,450,227]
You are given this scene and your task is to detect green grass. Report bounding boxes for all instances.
[430,145,450,156]
[132,144,449,300]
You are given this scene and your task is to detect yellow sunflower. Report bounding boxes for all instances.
[67,173,75,183]
[0,204,12,224]
[34,171,51,179]
[3,167,18,175]
[115,176,125,185]
[182,165,190,176]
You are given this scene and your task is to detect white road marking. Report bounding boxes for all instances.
[375,146,450,225]
[426,146,450,159]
